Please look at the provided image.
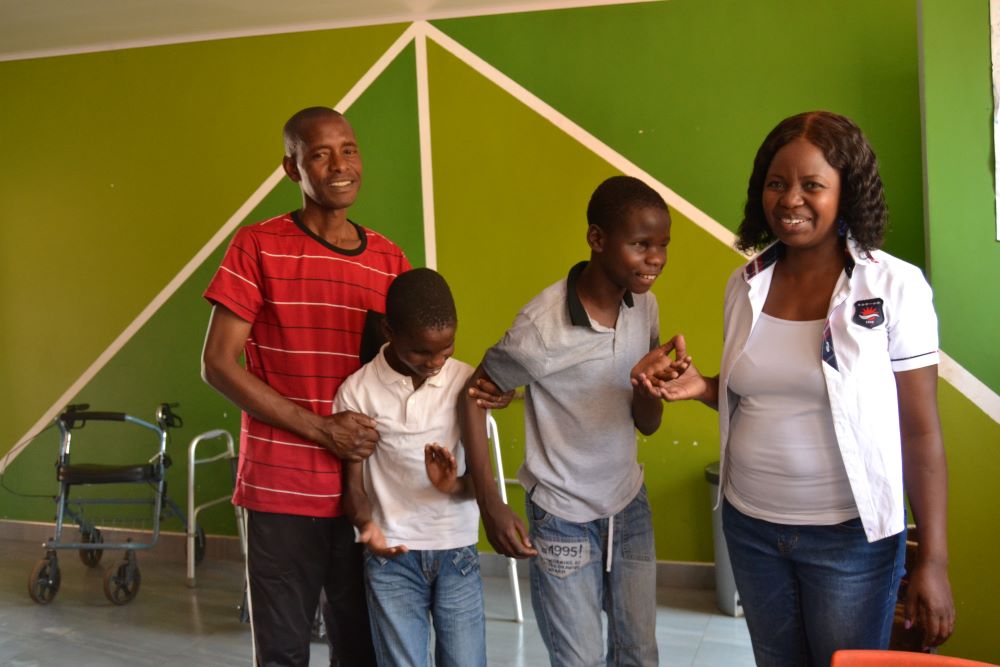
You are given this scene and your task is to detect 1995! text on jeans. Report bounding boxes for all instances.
[363,546,486,667]
[527,485,658,667]
[722,498,905,667]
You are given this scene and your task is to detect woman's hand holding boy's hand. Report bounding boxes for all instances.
[357,520,408,558]
[631,334,691,395]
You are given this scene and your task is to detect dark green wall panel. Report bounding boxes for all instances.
[433,0,925,266]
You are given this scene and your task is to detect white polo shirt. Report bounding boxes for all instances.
[717,239,939,542]
[333,346,480,550]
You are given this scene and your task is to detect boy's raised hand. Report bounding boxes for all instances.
[425,443,460,495]
[357,520,409,558]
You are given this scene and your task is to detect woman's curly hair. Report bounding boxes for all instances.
[736,111,887,253]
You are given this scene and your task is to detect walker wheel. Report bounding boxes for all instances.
[103,558,141,605]
[79,529,104,567]
[28,556,61,604]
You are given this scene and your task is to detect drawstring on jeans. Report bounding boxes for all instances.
[606,513,614,572]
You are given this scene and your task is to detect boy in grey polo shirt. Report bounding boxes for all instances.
[460,176,688,666]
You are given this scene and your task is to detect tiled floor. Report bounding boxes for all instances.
[0,535,754,666]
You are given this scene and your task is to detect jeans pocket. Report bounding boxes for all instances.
[450,546,480,576]
[527,493,551,525]
[534,537,590,579]
[363,550,389,568]
[830,517,866,535]
[621,486,655,562]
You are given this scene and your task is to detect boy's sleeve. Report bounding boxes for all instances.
[887,266,939,372]
[481,312,548,392]
[333,372,363,414]
[204,227,264,323]
[648,294,661,350]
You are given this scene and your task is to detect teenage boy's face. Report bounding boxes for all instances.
[593,205,671,294]
[384,324,456,385]
[284,115,362,212]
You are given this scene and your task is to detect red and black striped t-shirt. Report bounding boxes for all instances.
[204,212,410,517]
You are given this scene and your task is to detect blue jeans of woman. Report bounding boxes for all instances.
[363,546,486,667]
[722,499,906,667]
[527,485,658,667]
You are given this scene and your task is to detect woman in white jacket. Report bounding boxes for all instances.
[634,111,954,667]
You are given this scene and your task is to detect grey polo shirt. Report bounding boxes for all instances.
[482,261,660,523]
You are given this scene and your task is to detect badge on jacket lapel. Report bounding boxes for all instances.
[852,298,885,328]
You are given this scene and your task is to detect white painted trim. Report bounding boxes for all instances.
[0,0,660,63]
[0,26,420,475]
[939,351,1000,424]
[419,21,740,251]
[415,29,439,270]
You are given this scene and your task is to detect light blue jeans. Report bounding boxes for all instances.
[723,499,906,667]
[527,485,658,667]
[363,546,486,667]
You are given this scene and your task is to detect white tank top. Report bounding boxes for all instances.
[725,313,858,525]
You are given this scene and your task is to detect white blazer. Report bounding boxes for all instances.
[716,239,939,542]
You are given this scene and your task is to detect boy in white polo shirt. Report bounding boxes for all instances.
[335,268,485,667]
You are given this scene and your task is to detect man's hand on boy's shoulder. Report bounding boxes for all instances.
[314,411,380,461]
[481,496,538,559]
[467,376,516,410]
[357,520,408,558]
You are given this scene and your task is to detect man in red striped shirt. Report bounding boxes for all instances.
[202,107,408,666]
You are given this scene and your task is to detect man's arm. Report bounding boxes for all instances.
[458,366,537,558]
[201,304,379,460]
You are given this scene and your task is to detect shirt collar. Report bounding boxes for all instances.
[372,343,448,389]
[742,237,871,282]
[566,261,634,328]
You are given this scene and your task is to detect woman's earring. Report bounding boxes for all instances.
[837,219,849,237]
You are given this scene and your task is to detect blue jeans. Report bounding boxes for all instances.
[722,499,906,667]
[363,546,486,667]
[527,485,658,667]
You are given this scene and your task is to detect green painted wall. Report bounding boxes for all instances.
[920,0,1000,661]
[428,39,741,562]
[922,0,1000,394]
[0,1,997,657]
[0,36,426,534]
[434,0,926,267]
[0,23,410,463]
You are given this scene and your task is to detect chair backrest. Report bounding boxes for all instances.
[831,650,997,666]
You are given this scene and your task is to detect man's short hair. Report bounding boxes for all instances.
[586,175,669,232]
[283,106,344,158]
[385,268,457,333]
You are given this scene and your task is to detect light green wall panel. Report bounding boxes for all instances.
[0,23,409,463]
[0,40,426,533]
[428,40,743,562]
[433,0,926,267]
[936,381,1000,663]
